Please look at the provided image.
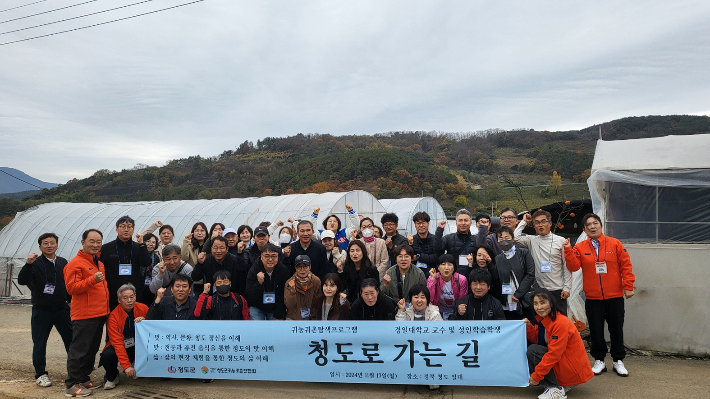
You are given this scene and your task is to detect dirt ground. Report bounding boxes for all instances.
[0,303,708,399]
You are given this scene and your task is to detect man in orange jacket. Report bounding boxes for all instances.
[99,283,148,389]
[564,213,635,377]
[63,229,110,397]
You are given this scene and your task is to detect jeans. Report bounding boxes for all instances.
[31,306,73,379]
[249,307,276,320]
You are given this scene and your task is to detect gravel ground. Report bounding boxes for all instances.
[0,303,708,399]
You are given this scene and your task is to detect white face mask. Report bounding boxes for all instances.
[362,228,374,238]
[279,234,291,244]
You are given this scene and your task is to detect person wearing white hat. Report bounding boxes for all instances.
[321,230,346,274]
[223,228,246,257]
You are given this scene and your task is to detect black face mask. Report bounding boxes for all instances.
[215,284,231,295]
[499,239,514,252]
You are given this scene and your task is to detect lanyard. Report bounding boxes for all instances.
[125,311,133,333]
[116,241,133,264]
[396,269,406,299]
[588,237,607,263]
[40,256,57,285]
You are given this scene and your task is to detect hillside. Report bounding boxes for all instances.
[1,115,709,228]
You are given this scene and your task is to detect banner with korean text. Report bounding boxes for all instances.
[135,320,529,387]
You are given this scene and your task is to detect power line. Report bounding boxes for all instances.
[0,0,100,24]
[0,169,44,190]
[0,0,158,36]
[0,0,48,13]
[0,0,205,46]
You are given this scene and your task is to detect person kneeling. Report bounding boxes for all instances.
[525,289,593,399]
[99,283,148,390]
[194,270,250,320]
[450,268,505,320]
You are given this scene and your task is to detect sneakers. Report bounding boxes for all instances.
[81,380,102,389]
[592,359,607,375]
[36,374,52,387]
[104,377,120,390]
[613,360,629,377]
[538,387,567,399]
[65,383,92,397]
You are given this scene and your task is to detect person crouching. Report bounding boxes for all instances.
[99,283,148,390]
[525,289,593,399]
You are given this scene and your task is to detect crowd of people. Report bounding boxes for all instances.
[18,203,636,399]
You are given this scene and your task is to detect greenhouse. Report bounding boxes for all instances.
[379,197,452,235]
[0,190,397,297]
[587,133,710,355]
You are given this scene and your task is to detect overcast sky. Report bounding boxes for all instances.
[1,0,709,184]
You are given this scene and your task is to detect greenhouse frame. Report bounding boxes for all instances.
[0,191,453,297]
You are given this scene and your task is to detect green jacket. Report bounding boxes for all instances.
[380,265,426,301]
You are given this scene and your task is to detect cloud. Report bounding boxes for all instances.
[1,0,709,182]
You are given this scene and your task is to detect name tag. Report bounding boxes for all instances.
[416,261,427,269]
[119,264,132,275]
[300,308,311,319]
[144,277,152,286]
[540,262,552,273]
[263,292,276,304]
[596,262,608,274]
[502,285,514,295]
[508,302,517,311]
[43,284,55,294]
[124,337,135,348]
[458,255,468,266]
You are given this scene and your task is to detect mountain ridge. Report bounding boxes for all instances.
[1,115,709,229]
[0,167,57,194]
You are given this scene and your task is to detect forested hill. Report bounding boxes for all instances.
[1,115,709,227]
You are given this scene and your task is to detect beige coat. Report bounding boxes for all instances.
[357,238,389,280]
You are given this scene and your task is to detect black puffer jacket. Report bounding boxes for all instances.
[434,227,477,275]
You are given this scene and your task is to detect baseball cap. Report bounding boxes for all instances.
[320,230,335,239]
[223,228,237,236]
[254,226,269,236]
[294,255,311,267]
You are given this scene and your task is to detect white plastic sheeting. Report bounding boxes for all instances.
[0,191,388,296]
[588,134,710,243]
[379,197,451,235]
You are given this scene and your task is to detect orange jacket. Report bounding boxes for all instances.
[104,302,149,370]
[527,312,594,386]
[63,250,110,321]
[564,234,635,300]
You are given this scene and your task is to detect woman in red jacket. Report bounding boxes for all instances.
[525,289,593,399]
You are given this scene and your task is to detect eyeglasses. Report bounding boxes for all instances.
[361,224,373,229]
[295,264,310,269]
[117,224,133,230]
[533,220,550,226]
[500,216,516,221]
[414,221,428,225]
[383,222,396,227]
[262,254,278,260]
